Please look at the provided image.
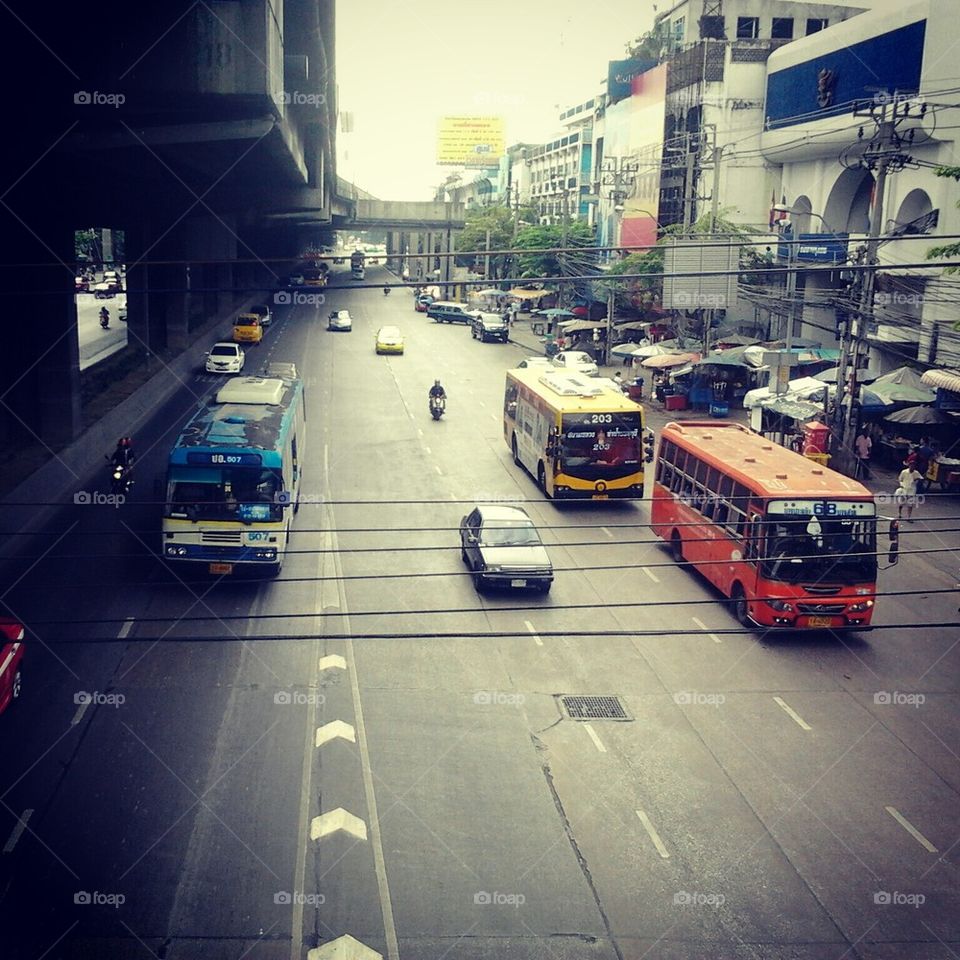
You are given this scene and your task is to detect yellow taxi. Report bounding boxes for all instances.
[375,325,404,355]
[232,313,263,345]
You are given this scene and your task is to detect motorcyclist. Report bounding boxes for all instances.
[110,437,135,470]
[428,379,447,403]
[383,285,391,296]
[99,306,110,328]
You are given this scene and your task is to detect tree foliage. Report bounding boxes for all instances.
[456,204,538,279]
[513,221,595,279]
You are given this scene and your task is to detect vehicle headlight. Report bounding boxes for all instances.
[486,565,502,573]
[848,599,874,613]
[764,598,794,612]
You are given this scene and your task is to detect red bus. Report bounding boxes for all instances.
[651,421,881,631]
[0,620,24,714]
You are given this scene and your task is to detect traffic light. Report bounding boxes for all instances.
[643,429,656,463]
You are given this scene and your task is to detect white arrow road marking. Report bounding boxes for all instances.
[636,809,671,858]
[308,934,384,960]
[885,806,938,852]
[583,723,607,753]
[310,808,368,842]
[317,654,347,672]
[773,696,812,730]
[3,809,33,853]
[315,720,356,747]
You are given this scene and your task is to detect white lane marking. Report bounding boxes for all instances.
[117,618,134,639]
[583,723,607,753]
[424,446,431,455]
[885,806,938,853]
[691,616,721,644]
[601,527,614,539]
[435,465,442,475]
[773,696,811,731]
[636,809,671,859]
[317,654,346,672]
[490,414,498,422]
[310,808,368,841]
[642,566,660,583]
[315,720,356,747]
[3,809,33,854]
[524,620,543,647]
[417,428,423,437]
[448,493,458,501]
[71,699,90,726]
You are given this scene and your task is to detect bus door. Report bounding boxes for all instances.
[742,511,763,591]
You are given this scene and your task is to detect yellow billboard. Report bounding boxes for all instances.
[437,116,505,167]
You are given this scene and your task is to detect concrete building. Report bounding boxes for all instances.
[760,0,960,374]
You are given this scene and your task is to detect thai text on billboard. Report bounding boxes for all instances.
[437,116,506,167]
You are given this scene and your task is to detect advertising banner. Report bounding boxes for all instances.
[437,117,506,167]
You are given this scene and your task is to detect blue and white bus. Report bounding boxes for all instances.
[162,375,306,575]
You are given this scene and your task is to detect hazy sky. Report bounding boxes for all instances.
[335,0,659,200]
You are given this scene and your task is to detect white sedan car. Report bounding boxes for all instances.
[328,309,352,331]
[551,350,599,377]
[516,357,553,370]
[205,342,245,374]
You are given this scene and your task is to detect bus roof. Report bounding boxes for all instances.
[507,368,643,415]
[170,376,302,466]
[661,420,871,500]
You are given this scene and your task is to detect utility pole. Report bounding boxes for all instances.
[599,156,639,365]
[836,91,910,474]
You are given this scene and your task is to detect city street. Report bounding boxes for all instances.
[76,290,128,370]
[0,264,958,959]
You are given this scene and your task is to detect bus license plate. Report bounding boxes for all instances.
[807,615,834,628]
[593,494,609,500]
[511,579,527,588]
[209,562,234,575]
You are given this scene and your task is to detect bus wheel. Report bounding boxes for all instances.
[670,530,684,563]
[731,586,750,627]
[537,462,546,493]
[512,435,520,466]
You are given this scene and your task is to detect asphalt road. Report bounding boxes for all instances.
[1,264,958,959]
[76,290,128,370]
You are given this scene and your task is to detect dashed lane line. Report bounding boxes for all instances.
[636,809,670,859]
[3,809,33,854]
[642,566,660,583]
[524,620,543,647]
[691,616,721,643]
[773,696,812,730]
[583,723,607,753]
[885,806,938,853]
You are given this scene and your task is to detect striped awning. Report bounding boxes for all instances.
[921,368,960,395]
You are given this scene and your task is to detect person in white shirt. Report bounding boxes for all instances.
[896,462,924,520]
[854,430,873,480]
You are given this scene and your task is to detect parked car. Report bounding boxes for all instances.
[250,304,273,327]
[328,309,352,331]
[551,350,599,377]
[426,301,478,325]
[92,280,117,299]
[206,342,245,374]
[0,620,25,715]
[74,275,89,293]
[375,325,404,354]
[415,294,434,313]
[471,312,509,343]
[286,273,306,287]
[459,504,553,593]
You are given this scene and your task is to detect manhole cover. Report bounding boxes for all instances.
[560,696,631,721]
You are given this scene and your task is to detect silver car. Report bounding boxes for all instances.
[551,350,599,377]
[205,342,245,374]
[328,309,352,331]
[459,504,553,593]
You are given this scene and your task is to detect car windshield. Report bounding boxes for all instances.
[560,413,641,470]
[760,516,877,584]
[480,519,541,546]
[166,466,284,522]
[210,345,237,357]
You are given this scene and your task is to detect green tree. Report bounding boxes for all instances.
[514,221,596,279]
[456,205,516,280]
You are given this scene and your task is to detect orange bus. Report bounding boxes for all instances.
[651,421,882,631]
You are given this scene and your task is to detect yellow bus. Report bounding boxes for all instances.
[504,368,652,499]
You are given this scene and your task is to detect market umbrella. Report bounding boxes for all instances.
[761,396,824,420]
[642,352,701,369]
[612,343,645,358]
[541,308,577,318]
[813,366,878,383]
[862,366,935,405]
[559,319,606,333]
[883,405,953,425]
[712,333,759,346]
[614,321,654,331]
[474,288,502,297]
[631,343,674,358]
[508,288,551,299]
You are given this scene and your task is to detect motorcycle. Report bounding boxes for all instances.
[99,310,110,329]
[109,461,133,495]
[383,286,391,296]
[429,396,446,421]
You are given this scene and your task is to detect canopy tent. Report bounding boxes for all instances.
[559,319,606,333]
[630,343,676,359]
[473,288,502,297]
[695,345,760,369]
[761,396,824,420]
[712,333,760,346]
[861,367,936,407]
[883,405,954,425]
[614,321,655,332]
[744,376,833,409]
[642,352,701,370]
[538,308,576,318]
[811,365,877,384]
[508,288,551,299]
[612,343,646,358]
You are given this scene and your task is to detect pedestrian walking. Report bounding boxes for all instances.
[854,429,873,481]
[896,461,924,521]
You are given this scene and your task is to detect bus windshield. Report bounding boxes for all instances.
[560,413,641,476]
[760,515,877,584]
[166,465,283,522]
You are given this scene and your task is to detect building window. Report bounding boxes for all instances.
[806,18,828,34]
[771,17,793,39]
[673,17,685,41]
[736,16,759,39]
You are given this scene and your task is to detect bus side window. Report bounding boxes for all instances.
[743,514,761,561]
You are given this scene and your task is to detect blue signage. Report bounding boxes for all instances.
[777,233,850,264]
[186,451,262,466]
[607,58,656,104]
[766,19,925,129]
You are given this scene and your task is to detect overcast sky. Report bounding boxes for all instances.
[335,0,659,200]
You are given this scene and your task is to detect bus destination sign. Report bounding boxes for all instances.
[767,499,876,518]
